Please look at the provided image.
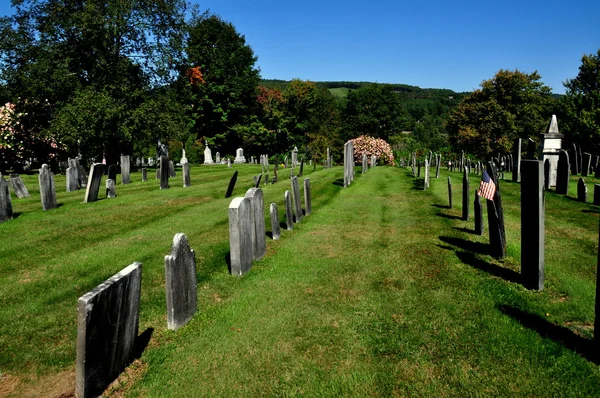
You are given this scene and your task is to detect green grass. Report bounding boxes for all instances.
[2,164,600,396]
[328,87,350,98]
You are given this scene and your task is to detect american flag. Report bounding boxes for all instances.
[478,170,496,201]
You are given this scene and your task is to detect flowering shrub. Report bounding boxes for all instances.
[349,135,394,165]
[0,102,26,166]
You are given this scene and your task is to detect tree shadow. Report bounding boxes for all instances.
[456,251,520,283]
[439,236,490,256]
[133,327,154,359]
[436,213,462,220]
[498,305,598,364]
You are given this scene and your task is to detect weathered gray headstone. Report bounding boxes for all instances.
[447,177,452,209]
[225,170,238,198]
[182,160,190,188]
[556,150,570,195]
[285,190,293,231]
[245,188,266,261]
[424,160,430,190]
[0,174,13,223]
[304,178,312,216]
[121,155,131,184]
[228,197,253,276]
[578,177,588,202]
[474,190,483,236]
[9,174,30,198]
[160,156,170,189]
[66,167,79,192]
[292,146,298,168]
[165,233,197,331]
[141,168,147,182]
[362,153,368,174]
[84,163,104,203]
[105,179,116,198]
[227,158,232,168]
[76,159,88,188]
[270,203,281,240]
[521,160,545,291]
[39,164,58,211]
[107,164,118,182]
[435,155,441,178]
[169,160,176,177]
[291,176,302,222]
[76,262,142,398]
[462,167,469,220]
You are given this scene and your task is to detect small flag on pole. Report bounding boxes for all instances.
[478,170,496,201]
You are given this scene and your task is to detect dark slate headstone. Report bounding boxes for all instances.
[0,174,13,223]
[107,164,118,182]
[254,174,262,188]
[225,170,238,198]
[526,138,536,160]
[582,152,592,177]
[521,160,545,290]
[594,184,600,206]
[106,179,116,198]
[486,162,507,259]
[245,188,266,261]
[299,159,304,177]
[38,164,57,211]
[556,150,570,195]
[544,159,550,191]
[462,167,469,221]
[84,163,104,203]
[270,203,281,240]
[291,176,302,222]
[121,155,131,184]
[76,262,142,398]
[160,156,170,190]
[285,190,293,231]
[578,177,588,202]
[304,178,312,216]
[474,190,483,236]
[447,177,452,209]
[165,233,197,331]
[169,160,176,177]
[572,144,579,175]
[228,197,253,276]
[9,174,30,198]
[182,162,190,188]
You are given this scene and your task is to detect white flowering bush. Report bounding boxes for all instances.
[349,135,395,165]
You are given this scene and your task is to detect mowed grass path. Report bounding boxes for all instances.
[2,165,600,396]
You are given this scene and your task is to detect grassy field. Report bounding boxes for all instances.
[328,87,351,98]
[1,163,600,396]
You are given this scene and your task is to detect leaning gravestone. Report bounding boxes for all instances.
[291,176,303,222]
[66,166,79,192]
[578,177,587,202]
[39,164,58,211]
[165,233,197,331]
[270,203,281,240]
[160,156,170,190]
[304,178,312,216]
[84,163,104,203]
[521,160,545,291]
[76,262,142,398]
[0,174,13,223]
[228,197,253,276]
[556,150,570,195]
[106,179,116,198]
[245,188,266,261]
[285,190,294,231]
[225,171,238,198]
[9,174,30,198]
[121,155,131,184]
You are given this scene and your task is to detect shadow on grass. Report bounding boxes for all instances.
[133,327,154,359]
[332,179,344,187]
[498,305,598,364]
[456,251,520,284]
[439,236,490,255]
[453,226,477,235]
[432,204,449,209]
[582,209,600,214]
[412,178,424,190]
[436,213,462,221]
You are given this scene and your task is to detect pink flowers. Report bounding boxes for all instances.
[349,135,395,165]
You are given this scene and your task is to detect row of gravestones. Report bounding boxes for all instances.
[76,175,313,397]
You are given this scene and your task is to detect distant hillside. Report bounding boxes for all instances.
[328,87,350,98]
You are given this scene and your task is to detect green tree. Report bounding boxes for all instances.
[447,69,553,158]
[561,49,600,151]
[183,14,260,156]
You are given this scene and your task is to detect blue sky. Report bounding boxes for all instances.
[1,0,598,94]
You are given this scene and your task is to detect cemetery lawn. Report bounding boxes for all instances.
[2,165,600,396]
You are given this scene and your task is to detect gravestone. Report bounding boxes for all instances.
[204,144,214,165]
[105,179,116,198]
[512,138,521,182]
[594,185,600,206]
[84,163,104,203]
[225,170,238,198]
[9,174,30,197]
[234,148,246,163]
[107,164,118,182]
[39,164,58,211]
[270,203,281,240]
[556,150,570,195]
[253,174,262,188]
[362,153,368,174]
[284,156,289,169]
[76,159,88,188]
[148,157,155,167]
[435,155,441,178]
[304,178,312,216]
[582,152,592,177]
[326,148,331,169]
[0,174,13,223]
[572,144,579,175]
[245,188,266,261]
[169,160,176,177]
[216,152,220,163]
[447,177,452,209]
[228,197,253,276]
[462,167,469,220]
[76,262,142,398]
[474,191,483,236]
[165,233,197,331]
[284,190,294,231]
[291,176,303,222]
[66,167,79,192]
[417,162,421,178]
[160,156,170,189]
[578,177,587,202]
[273,164,278,184]
[292,146,298,168]
[228,158,232,168]
[521,160,545,291]
[299,159,304,177]
[486,162,507,259]
[181,156,190,188]
[121,155,131,184]
[156,168,160,180]
[579,147,583,176]
[141,168,147,182]
[544,159,550,190]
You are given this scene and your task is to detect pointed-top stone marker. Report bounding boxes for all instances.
[548,114,559,134]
